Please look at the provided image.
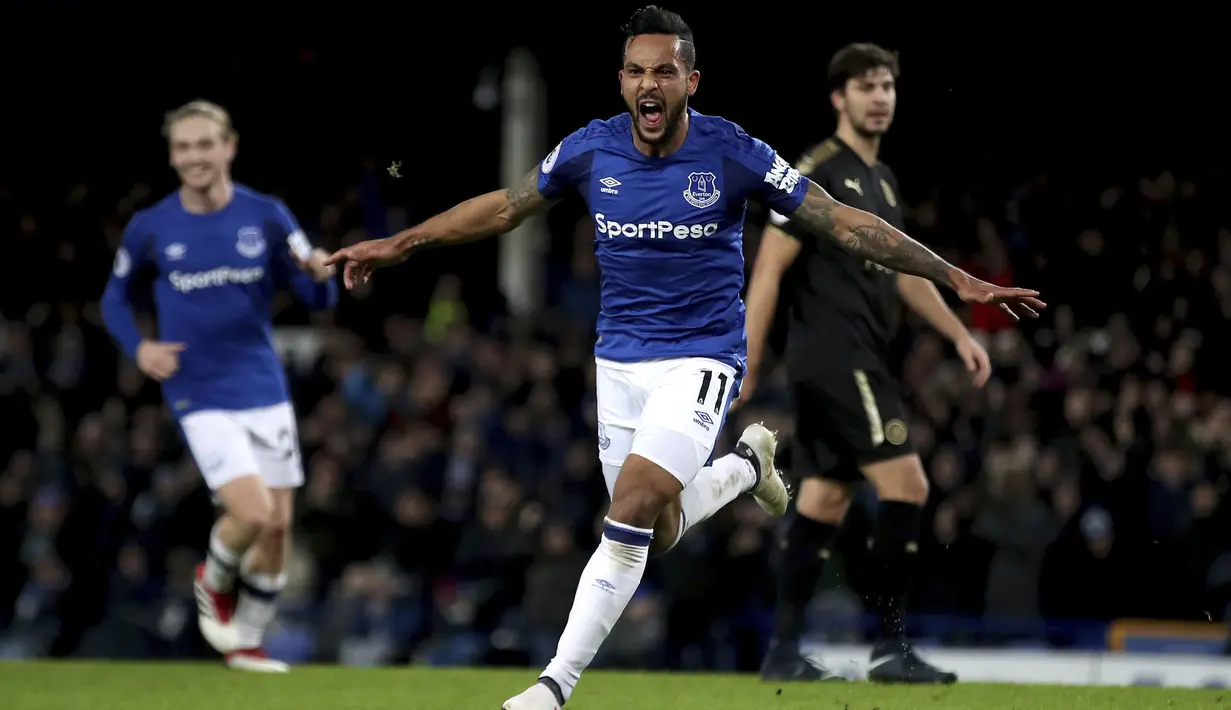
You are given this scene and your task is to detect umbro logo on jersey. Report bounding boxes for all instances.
[599,177,621,195]
[165,243,187,261]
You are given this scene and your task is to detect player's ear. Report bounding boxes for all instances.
[686,69,699,97]
[830,89,845,114]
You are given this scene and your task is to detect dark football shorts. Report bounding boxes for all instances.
[790,362,914,483]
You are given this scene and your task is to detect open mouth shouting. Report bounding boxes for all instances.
[638,97,664,130]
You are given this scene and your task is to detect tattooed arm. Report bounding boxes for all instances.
[390,166,556,256]
[751,140,1041,314]
[788,180,963,290]
[327,126,598,288]
[325,166,558,287]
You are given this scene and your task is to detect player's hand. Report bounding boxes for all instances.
[952,272,1046,321]
[292,247,336,283]
[955,335,992,388]
[136,340,185,381]
[323,236,409,289]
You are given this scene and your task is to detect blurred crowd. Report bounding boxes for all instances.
[2,164,1230,669]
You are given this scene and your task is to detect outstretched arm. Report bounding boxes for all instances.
[789,181,956,286]
[324,166,556,288]
[784,180,1044,317]
[392,166,555,255]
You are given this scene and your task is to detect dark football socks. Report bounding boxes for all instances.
[770,514,839,649]
[866,500,922,643]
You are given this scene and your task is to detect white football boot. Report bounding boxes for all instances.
[225,648,290,673]
[736,422,790,517]
[502,682,561,710]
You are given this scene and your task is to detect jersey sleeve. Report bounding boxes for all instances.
[269,200,338,311]
[766,201,804,240]
[536,124,599,200]
[767,165,822,242]
[100,211,154,360]
[724,130,807,219]
[768,148,835,241]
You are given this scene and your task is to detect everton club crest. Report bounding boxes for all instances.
[683,171,721,209]
[235,226,266,259]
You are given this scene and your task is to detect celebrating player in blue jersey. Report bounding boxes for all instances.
[101,100,338,673]
[326,7,1043,708]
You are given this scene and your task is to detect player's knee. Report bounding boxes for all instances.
[218,476,276,534]
[796,478,852,524]
[608,455,683,531]
[261,512,291,542]
[229,505,273,537]
[864,455,929,505]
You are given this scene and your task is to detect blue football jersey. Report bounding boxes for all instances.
[538,109,806,375]
[101,185,338,417]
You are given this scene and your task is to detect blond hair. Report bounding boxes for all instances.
[162,99,237,140]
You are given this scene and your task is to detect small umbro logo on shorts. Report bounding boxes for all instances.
[693,410,714,431]
[599,177,621,195]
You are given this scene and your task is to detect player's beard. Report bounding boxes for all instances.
[854,122,890,139]
[631,99,688,146]
[854,112,893,139]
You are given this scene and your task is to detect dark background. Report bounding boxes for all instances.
[6,12,1221,320]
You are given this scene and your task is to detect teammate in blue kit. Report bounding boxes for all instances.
[326,7,1042,708]
[101,100,338,672]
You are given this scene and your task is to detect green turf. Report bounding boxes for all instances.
[0,662,1226,709]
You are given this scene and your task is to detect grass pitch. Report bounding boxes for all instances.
[1,661,1226,709]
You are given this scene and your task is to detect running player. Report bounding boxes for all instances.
[101,100,338,672]
[741,43,1006,683]
[325,8,1042,708]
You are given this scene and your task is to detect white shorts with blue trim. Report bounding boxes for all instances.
[594,356,738,494]
[178,402,304,491]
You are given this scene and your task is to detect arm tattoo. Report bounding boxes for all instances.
[504,166,552,218]
[397,167,554,255]
[790,182,838,235]
[791,181,954,285]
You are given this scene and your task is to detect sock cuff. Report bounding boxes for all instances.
[537,677,567,706]
[872,500,923,551]
[208,528,242,567]
[240,570,287,594]
[603,517,654,547]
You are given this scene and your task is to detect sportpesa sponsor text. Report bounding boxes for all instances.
[169,267,265,293]
[594,213,720,240]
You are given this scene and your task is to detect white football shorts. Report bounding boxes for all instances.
[178,401,304,491]
[594,356,738,494]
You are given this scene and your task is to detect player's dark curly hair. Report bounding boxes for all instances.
[827,43,899,93]
[622,5,696,70]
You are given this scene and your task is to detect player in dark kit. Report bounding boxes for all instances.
[741,44,1032,683]
[327,12,1042,708]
